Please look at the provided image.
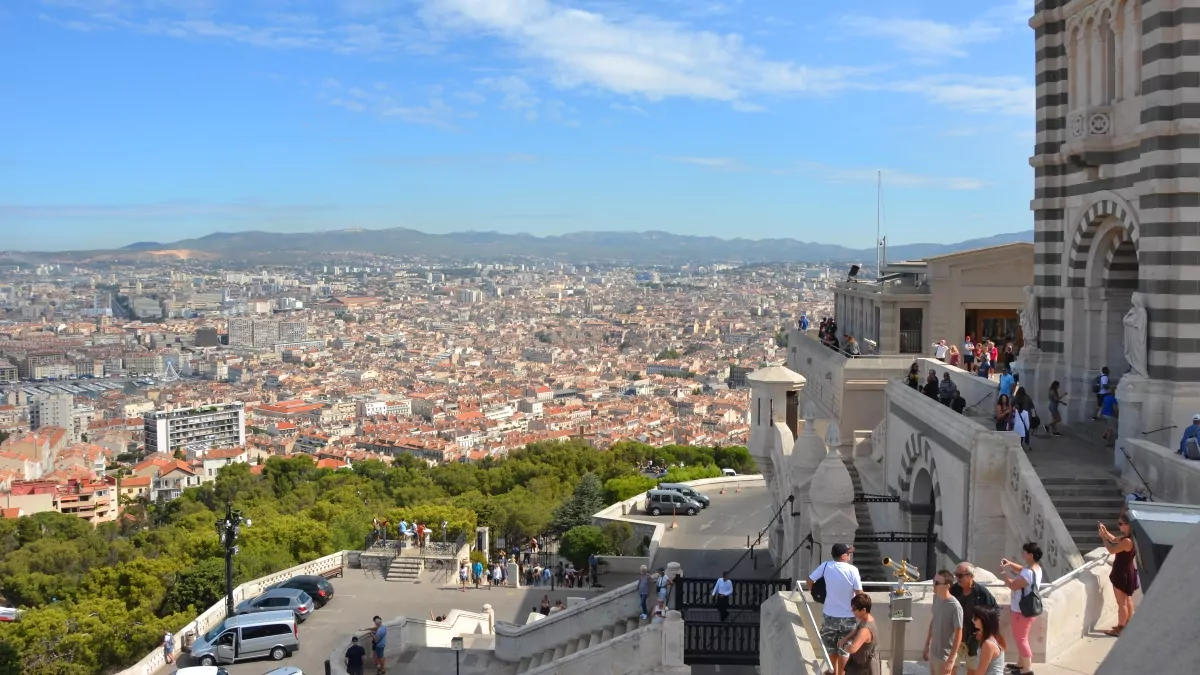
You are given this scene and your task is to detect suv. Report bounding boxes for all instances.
[657,483,710,508]
[235,588,315,623]
[268,575,335,608]
[645,489,702,516]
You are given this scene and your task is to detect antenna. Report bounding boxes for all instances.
[875,170,881,279]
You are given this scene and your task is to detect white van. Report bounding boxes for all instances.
[189,610,298,666]
[721,468,738,477]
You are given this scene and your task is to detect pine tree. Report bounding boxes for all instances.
[551,473,606,534]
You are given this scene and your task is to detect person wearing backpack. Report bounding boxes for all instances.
[1000,543,1043,675]
[1178,414,1200,458]
[1091,367,1110,420]
[807,544,863,675]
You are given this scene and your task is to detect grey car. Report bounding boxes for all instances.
[235,588,315,623]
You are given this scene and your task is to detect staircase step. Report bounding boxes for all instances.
[587,631,601,650]
[553,645,565,661]
[517,657,531,673]
[613,621,626,637]
[626,618,639,633]
[601,626,614,641]
[1047,497,1127,509]
[1041,477,1115,486]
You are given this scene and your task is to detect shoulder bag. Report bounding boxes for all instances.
[811,561,829,604]
[1018,568,1043,617]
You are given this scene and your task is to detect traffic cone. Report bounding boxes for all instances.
[671,508,678,529]
[736,482,741,493]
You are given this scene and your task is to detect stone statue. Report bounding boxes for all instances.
[1019,285,1039,349]
[1123,292,1148,377]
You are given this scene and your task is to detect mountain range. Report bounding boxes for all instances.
[5,228,1033,265]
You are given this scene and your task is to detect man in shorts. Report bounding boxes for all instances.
[369,615,387,675]
[807,544,862,675]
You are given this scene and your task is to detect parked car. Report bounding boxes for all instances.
[189,610,298,666]
[721,468,738,477]
[172,668,230,675]
[656,483,710,508]
[235,588,314,623]
[645,489,702,516]
[0,607,19,622]
[267,575,334,608]
[262,668,305,675]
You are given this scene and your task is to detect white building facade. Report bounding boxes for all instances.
[143,402,247,455]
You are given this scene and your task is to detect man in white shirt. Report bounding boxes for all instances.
[933,340,949,361]
[711,571,734,621]
[807,544,863,675]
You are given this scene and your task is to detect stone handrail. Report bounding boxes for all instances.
[493,580,643,662]
[326,606,494,675]
[116,551,348,675]
[1121,438,1200,504]
[523,611,684,675]
[917,357,998,415]
[1003,447,1083,580]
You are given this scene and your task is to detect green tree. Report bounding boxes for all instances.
[602,475,656,503]
[164,557,226,615]
[599,521,634,556]
[551,473,605,534]
[0,640,20,675]
[559,525,612,568]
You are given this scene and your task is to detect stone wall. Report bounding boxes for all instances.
[1121,438,1200,504]
[327,606,495,675]
[523,612,687,675]
[493,580,644,662]
[759,592,827,675]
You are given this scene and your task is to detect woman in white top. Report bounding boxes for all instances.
[651,598,667,623]
[1011,401,1032,451]
[1000,542,1043,675]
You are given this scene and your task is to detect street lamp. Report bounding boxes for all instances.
[450,636,463,675]
[215,502,249,617]
[441,520,448,543]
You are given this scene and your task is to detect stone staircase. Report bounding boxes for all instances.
[515,615,651,674]
[1040,476,1125,552]
[843,458,888,583]
[386,557,422,582]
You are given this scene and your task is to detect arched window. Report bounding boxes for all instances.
[1102,10,1117,102]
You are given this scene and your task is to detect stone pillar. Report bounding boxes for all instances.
[1089,23,1103,107]
[665,561,683,580]
[507,561,521,588]
[475,526,490,564]
[809,435,858,576]
[660,610,684,666]
[1122,0,1139,99]
[482,604,495,634]
[790,402,828,580]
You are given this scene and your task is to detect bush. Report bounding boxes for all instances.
[599,521,634,556]
[469,550,488,567]
[662,464,722,483]
[602,475,657,503]
[559,525,612,568]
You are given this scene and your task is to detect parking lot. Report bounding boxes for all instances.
[177,568,619,675]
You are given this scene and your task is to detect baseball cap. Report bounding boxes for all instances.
[831,543,854,558]
[1193,413,1200,422]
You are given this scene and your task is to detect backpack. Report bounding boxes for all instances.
[1018,569,1044,618]
[1092,376,1102,394]
[811,562,829,604]
[1186,436,1200,461]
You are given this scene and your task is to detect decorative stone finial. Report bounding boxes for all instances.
[824,423,841,450]
[803,401,817,422]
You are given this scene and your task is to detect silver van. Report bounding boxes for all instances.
[645,489,702,516]
[189,610,298,666]
[657,483,710,507]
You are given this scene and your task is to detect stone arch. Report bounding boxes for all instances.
[897,432,942,570]
[1068,194,1140,287]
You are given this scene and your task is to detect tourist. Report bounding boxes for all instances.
[542,565,552,587]
[923,570,963,675]
[1046,381,1065,436]
[1092,366,1111,420]
[963,336,976,373]
[368,615,387,675]
[711,570,734,622]
[839,593,878,675]
[938,373,959,407]
[999,367,1015,399]
[934,339,949,362]
[1178,413,1200,457]
[907,363,921,390]
[1012,399,1032,451]
[651,597,668,624]
[472,558,484,590]
[977,346,991,379]
[162,631,174,664]
[1100,390,1118,445]
[655,566,671,603]
[539,595,551,615]
[638,566,652,619]
[948,344,960,367]
[949,562,1003,672]
[492,562,503,587]
[344,636,366,675]
[994,394,1013,432]
[1002,341,1016,370]
[951,394,966,414]
[845,334,861,357]
[589,552,599,586]
[988,341,999,371]
[1000,543,1043,675]
[923,370,940,400]
[800,314,810,331]
[550,599,566,613]
[808,544,862,675]
[458,561,469,592]
[1099,515,1138,636]
[967,606,1005,675]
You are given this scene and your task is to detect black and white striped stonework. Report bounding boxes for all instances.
[1031,0,1200,382]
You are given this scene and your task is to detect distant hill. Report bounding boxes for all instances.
[7,228,1034,264]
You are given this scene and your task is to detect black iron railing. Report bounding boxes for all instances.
[683,622,760,665]
[672,577,791,612]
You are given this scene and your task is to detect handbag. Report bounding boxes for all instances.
[1018,569,1043,617]
[811,562,829,604]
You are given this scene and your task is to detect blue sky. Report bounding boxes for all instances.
[0,0,1036,251]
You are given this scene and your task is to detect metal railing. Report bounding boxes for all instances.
[899,329,923,354]
[790,581,833,674]
[1043,554,1109,597]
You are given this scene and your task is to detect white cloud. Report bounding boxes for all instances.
[663,156,747,171]
[795,163,988,190]
[609,102,646,116]
[0,199,328,220]
[888,75,1034,117]
[419,0,862,109]
[319,80,469,130]
[356,153,540,166]
[842,16,1001,59]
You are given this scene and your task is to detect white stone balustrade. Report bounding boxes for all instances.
[326,606,495,675]
[1005,447,1085,580]
[1121,438,1200,504]
[522,610,687,675]
[493,580,644,663]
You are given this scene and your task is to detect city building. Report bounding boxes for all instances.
[143,402,247,456]
[30,393,72,432]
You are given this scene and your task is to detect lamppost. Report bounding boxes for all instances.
[450,636,463,675]
[441,520,448,544]
[215,502,250,617]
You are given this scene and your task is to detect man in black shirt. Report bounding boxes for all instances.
[949,562,1004,672]
[344,635,367,675]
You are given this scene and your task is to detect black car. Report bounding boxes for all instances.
[268,575,335,608]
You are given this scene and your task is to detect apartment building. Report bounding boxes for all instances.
[143,402,247,455]
[30,393,72,431]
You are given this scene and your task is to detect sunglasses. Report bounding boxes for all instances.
[954,572,972,578]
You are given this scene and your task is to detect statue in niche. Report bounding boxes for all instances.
[1019,285,1039,349]
[1123,292,1148,378]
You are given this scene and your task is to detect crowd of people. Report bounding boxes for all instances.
[804,533,1137,675]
